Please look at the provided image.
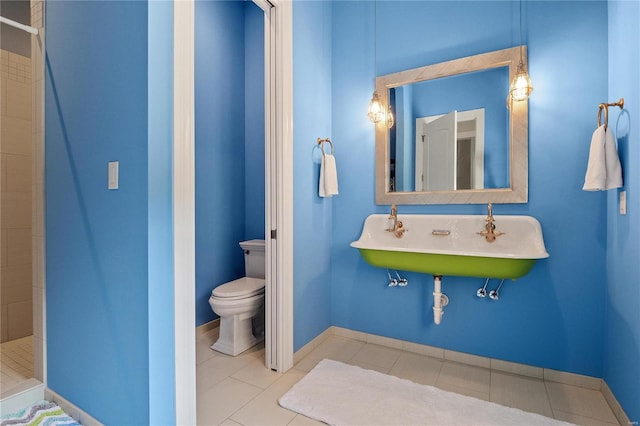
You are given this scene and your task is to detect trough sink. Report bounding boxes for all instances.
[351,214,549,279]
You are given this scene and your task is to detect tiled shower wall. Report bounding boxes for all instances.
[1,49,33,343]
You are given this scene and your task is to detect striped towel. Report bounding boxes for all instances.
[1,401,81,426]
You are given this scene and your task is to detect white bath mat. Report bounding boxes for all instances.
[279,359,573,426]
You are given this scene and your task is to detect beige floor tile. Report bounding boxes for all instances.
[553,409,621,426]
[197,377,262,426]
[0,336,33,390]
[437,361,491,395]
[545,382,618,424]
[194,328,621,426]
[230,369,305,426]
[294,336,365,372]
[246,342,266,359]
[231,357,282,389]
[490,371,553,418]
[351,343,401,370]
[196,331,219,365]
[435,380,490,401]
[287,413,326,425]
[197,350,258,393]
[346,358,391,374]
[388,352,443,386]
[219,419,243,426]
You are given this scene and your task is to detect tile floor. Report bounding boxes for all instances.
[0,335,34,393]
[196,328,622,426]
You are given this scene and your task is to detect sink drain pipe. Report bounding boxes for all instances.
[433,276,449,325]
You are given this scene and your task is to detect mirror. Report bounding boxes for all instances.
[376,46,528,205]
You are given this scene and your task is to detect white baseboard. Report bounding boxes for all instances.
[45,388,102,426]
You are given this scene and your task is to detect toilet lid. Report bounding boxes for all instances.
[212,277,265,299]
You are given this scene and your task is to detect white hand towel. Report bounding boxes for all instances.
[604,126,623,189]
[319,153,339,197]
[583,125,607,191]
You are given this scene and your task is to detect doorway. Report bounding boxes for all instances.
[176,0,293,422]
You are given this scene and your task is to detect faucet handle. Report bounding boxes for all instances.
[487,203,493,217]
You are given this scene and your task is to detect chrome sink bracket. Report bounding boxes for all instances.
[489,279,505,300]
[477,278,490,298]
[394,270,408,287]
[386,269,398,287]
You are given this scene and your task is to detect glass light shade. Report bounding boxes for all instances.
[509,62,533,101]
[368,91,384,123]
[386,108,394,128]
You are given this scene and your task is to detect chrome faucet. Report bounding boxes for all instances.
[387,204,406,238]
[478,203,504,243]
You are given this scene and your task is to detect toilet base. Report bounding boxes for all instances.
[211,313,263,356]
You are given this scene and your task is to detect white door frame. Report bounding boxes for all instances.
[173,0,293,422]
[251,0,294,373]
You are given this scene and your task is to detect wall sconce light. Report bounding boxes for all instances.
[386,107,394,128]
[509,0,533,102]
[368,91,384,123]
[509,60,533,101]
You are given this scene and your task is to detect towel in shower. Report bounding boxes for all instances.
[583,125,622,191]
[319,153,339,197]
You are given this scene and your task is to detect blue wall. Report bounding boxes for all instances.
[41,0,637,422]
[245,3,266,240]
[292,0,333,350]
[326,0,608,377]
[606,1,640,422]
[148,1,176,422]
[45,1,151,423]
[195,1,265,326]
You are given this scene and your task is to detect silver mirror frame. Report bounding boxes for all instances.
[375,46,528,205]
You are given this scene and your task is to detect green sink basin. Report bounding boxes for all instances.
[351,214,548,279]
[357,248,536,279]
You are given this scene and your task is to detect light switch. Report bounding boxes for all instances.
[620,190,627,215]
[108,161,119,190]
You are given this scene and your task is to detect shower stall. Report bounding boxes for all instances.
[0,0,45,407]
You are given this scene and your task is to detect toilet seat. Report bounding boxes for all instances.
[212,277,265,300]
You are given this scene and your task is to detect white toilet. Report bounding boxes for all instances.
[209,239,265,356]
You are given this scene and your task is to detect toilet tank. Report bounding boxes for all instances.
[239,239,265,279]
